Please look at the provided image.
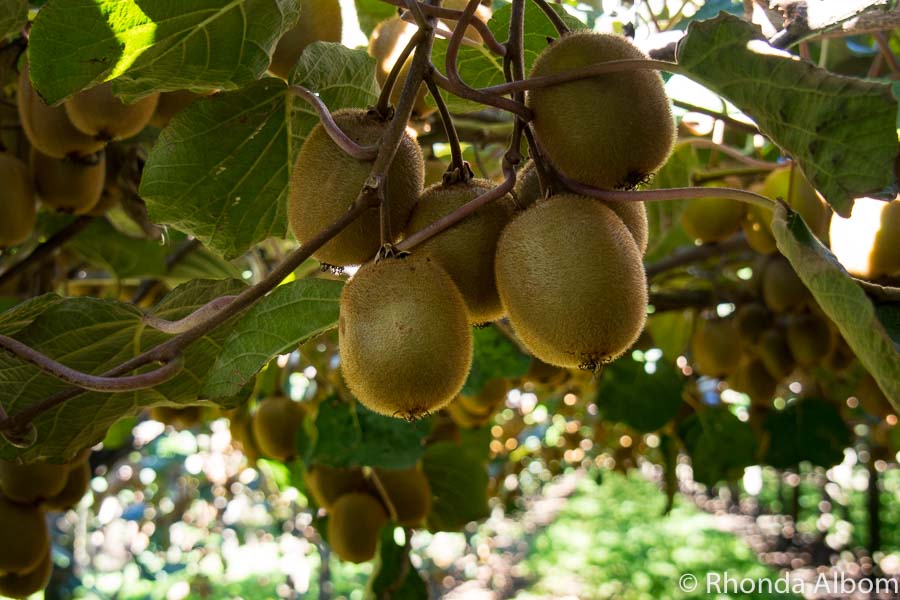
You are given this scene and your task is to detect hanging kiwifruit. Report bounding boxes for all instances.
[0,153,36,247]
[31,148,105,215]
[64,83,159,141]
[269,0,343,79]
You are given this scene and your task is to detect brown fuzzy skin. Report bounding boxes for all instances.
[0,154,36,248]
[64,83,159,141]
[373,467,432,526]
[269,0,343,79]
[513,160,543,209]
[17,64,106,159]
[339,255,473,419]
[405,179,517,323]
[690,316,742,377]
[757,328,795,380]
[0,495,49,575]
[31,149,105,215]
[368,18,432,117]
[0,549,52,599]
[786,313,834,366]
[445,398,491,428]
[305,465,366,510]
[762,256,810,313]
[289,109,424,266]
[495,194,647,368]
[327,492,388,563]
[149,90,204,129]
[43,461,91,512]
[681,196,746,243]
[252,396,306,461]
[458,378,509,416]
[0,459,68,505]
[527,32,675,189]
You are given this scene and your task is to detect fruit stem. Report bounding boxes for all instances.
[423,70,470,183]
[374,29,425,119]
[290,85,379,161]
[672,99,760,135]
[368,469,400,522]
[0,216,94,289]
[679,138,783,169]
[645,234,751,277]
[531,0,570,35]
[381,0,506,56]
[143,296,238,334]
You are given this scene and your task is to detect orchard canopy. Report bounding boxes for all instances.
[0,0,898,598]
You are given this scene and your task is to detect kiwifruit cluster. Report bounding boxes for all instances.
[269,0,342,80]
[0,450,92,598]
[0,152,36,248]
[288,108,424,266]
[307,462,432,563]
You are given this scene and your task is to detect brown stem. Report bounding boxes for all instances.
[679,138,782,169]
[482,59,685,95]
[424,70,469,181]
[430,68,532,119]
[645,234,751,277]
[375,30,424,117]
[874,31,900,75]
[382,0,506,56]
[142,296,238,334]
[531,0,570,35]
[672,99,760,135]
[0,216,94,288]
[290,86,379,160]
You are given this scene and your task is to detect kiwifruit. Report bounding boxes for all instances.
[0,549,51,599]
[17,63,106,159]
[88,179,122,217]
[373,467,432,526]
[305,465,366,509]
[339,255,472,419]
[149,405,203,430]
[495,194,647,368]
[729,357,776,404]
[680,195,746,244]
[756,327,795,380]
[441,0,493,42]
[327,492,388,563]
[856,373,895,417]
[269,0,343,79]
[0,153,36,247]
[43,461,91,511]
[424,158,449,187]
[0,459,68,505]
[251,396,307,461]
[445,397,491,428]
[514,160,543,209]
[526,32,675,190]
[523,358,569,387]
[288,108,424,266]
[761,166,831,242]
[64,83,159,141]
[458,378,509,416]
[31,148,105,215]
[786,313,834,366]
[829,197,900,279]
[368,17,432,117]
[761,256,810,313]
[734,302,770,347]
[427,416,462,444]
[0,494,49,574]
[742,201,777,255]
[404,179,517,322]
[149,90,204,129]
[228,411,263,464]
[689,316,742,377]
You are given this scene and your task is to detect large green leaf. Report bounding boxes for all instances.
[354,0,397,37]
[676,13,898,216]
[763,398,851,469]
[202,278,343,398]
[596,356,684,433]
[771,203,900,409]
[678,406,756,486]
[140,44,379,259]
[461,325,531,395]
[308,397,430,469]
[28,0,299,104]
[0,0,26,40]
[0,279,247,462]
[423,441,489,532]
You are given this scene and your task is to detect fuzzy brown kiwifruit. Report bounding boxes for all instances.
[762,256,810,313]
[786,313,834,366]
[0,494,49,575]
[43,461,91,512]
[17,63,106,159]
[368,17,432,117]
[690,316,742,377]
[269,0,343,79]
[288,108,424,266]
[829,197,900,279]
[31,148,105,214]
[0,548,52,599]
[458,378,509,416]
[373,467,432,526]
[742,200,777,255]
[728,357,776,404]
[0,153,36,247]
[495,194,647,368]
[761,166,831,243]
[514,160,543,209]
[445,397,492,428]
[64,83,159,141]
[327,492,388,563]
[526,32,675,190]
[680,195,746,244]
[0,459,68,505]
[252,396,307,461]
[523,358,569,387]
[404,179,517,322]
[338,255,472,419]
[756,328,795,380]
[305,465,366,510]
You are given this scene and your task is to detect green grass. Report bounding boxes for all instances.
[516,472,802,600]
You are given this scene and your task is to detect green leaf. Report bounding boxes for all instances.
[678,406,756,486]
[140,44,379,259]
[0,279,247,462]
[423,441,489,532]
[368,528,428,600]
[461,325,531,395]
[202,278,343,398]
[771,203,900,409]
[676,13,898,216]
[431,2,582,113]
[354,0,397,37]
[309,397,430,469]
[763,398,851,469]
[0,0,26,40]
[597,356,684,432]
[28,0,300,104]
